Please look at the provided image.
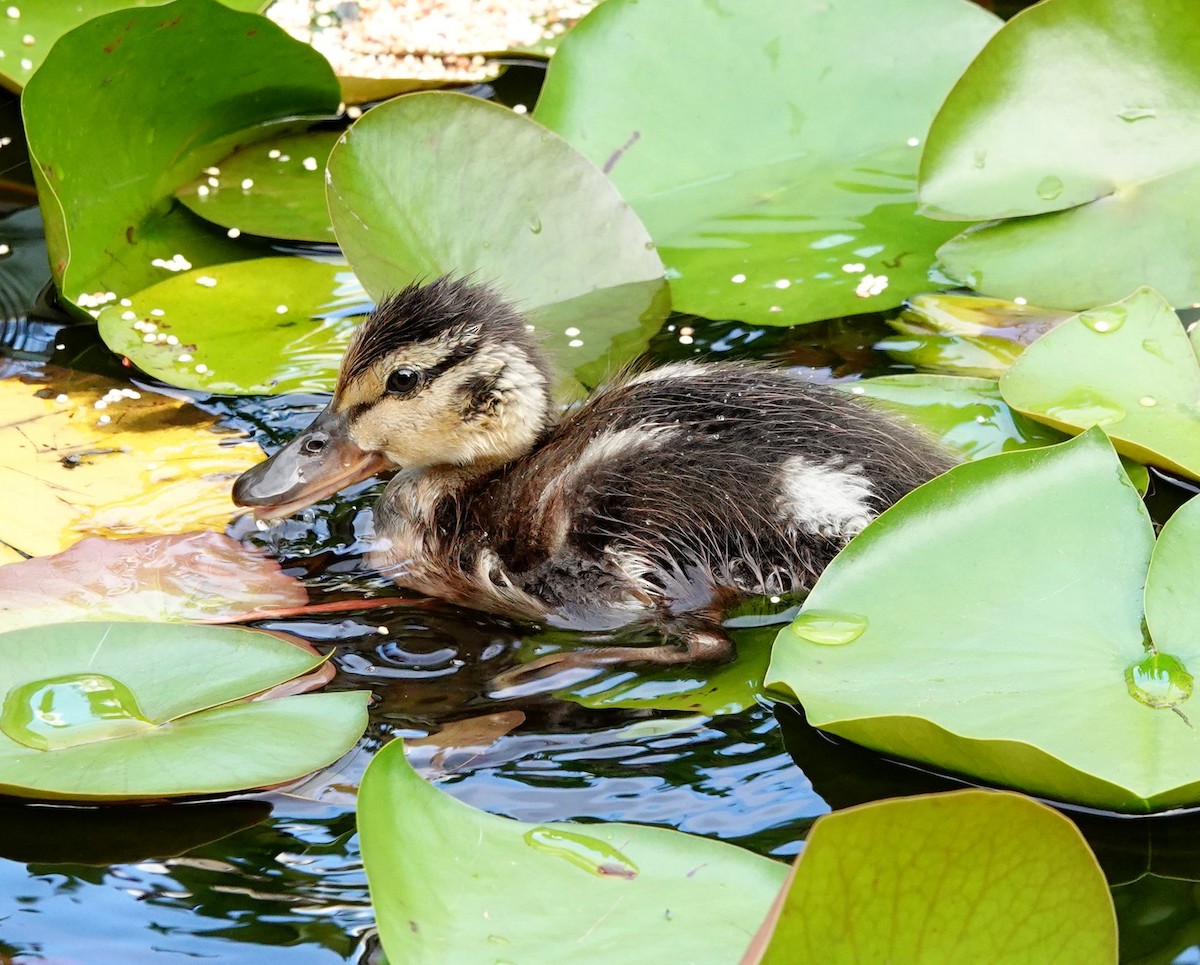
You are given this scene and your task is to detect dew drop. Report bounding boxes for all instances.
[529,217,543,234]
[1036,175,1064,200]
[523,828,639,878]
[789,609,868,646]
[2,673,154,751]
[1045,389,1126,427]
[972,150,986,170]
[1139,396,1158,408]
[1118,106,1156,122]
[1080,305,1126,333]
[1125,653,1193,709]
[1142,338,1169,362]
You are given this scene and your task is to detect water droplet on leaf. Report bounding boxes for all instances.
[1142,338,1169,361]
[1118,107,1156,122]
[1080,305,1126,333]
[2,673,155,751]
[790,609,868,646]
[523,827,639,878]
[1125,653,1193,709]
[1036,175,1063,200]
[1045,390,1126,427]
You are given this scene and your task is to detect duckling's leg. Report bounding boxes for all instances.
[489,608,735,696]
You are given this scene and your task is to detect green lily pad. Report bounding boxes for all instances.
[176,130,338,242]
[533,0,999,327]
[750,791,1116,964]
[850,374,1151,493]
[98,257,367,394]
[848,374,1067,460]
[0,532,308,632]
[358,739,787,964]
[767,430,1200,812]
[919,0,1200,308]
[999,288,1200,481]
[0,621,368,800]
[326,92,667,386]
[0,0,267,93]
[23,0,339,317]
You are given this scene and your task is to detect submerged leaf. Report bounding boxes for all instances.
[0,369,264,564]
[535,0,999,326]
[1000,288,1200,481]
[920,0,1200,307]
[767,430,1200,812]
[98,257,367,395]
[0,532,307,632]
[23,0,339,316]
[748,791,1116,965]
[0,621,368,800]
[327,92,667,387]
[359,739,787,964]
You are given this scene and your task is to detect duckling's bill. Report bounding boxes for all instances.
[232,404,388,521]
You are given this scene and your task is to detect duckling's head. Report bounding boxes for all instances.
[233,277,553,519]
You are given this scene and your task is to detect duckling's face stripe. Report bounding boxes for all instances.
[335,334,480,414]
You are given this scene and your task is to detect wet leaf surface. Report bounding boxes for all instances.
[0,531,308,632]
[359,739,787,964]
[0,368,264,564]
[327,92,668,386]
[848,373,1067,460]
[746,791,1116,965]
[176,130,339,243]
[768,431,1200,812]
[23,0,338,316]
[0,620,368,800]
[1000,288,1200,481]
[535,0,1000,326]
[0,0,267,93]
[98,257,367,395]
[920,0,1200,307]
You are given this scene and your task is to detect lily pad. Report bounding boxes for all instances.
[748,791,1116,964]
[533,0,999,327]
[176,131,338,242]
[22,0,339,316]
[326,92,667,385]
[0,621,368,800]
[919,0,1200,308]
[999,288,1200,481]
[358,739,787,964]
[98,257,367,395]
[0,0,267,93]
[0,532,307,632]
[848,374,1067,460]
[0,367,266,564]
[767,430,1200,812]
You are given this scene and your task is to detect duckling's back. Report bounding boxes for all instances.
[464,361,954,629]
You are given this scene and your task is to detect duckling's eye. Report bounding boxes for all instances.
[386,367,423,397]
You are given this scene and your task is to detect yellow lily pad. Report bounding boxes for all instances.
[0,368,260,563]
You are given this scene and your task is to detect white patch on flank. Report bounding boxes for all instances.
[777,457,875,540]
[574,425,676,476]
[624,362,708,386]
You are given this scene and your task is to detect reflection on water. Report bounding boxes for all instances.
[6,195,1200,962]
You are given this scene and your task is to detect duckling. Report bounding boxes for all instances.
[233,277,954,674]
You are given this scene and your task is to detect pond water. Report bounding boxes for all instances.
[3,73,1200,964]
